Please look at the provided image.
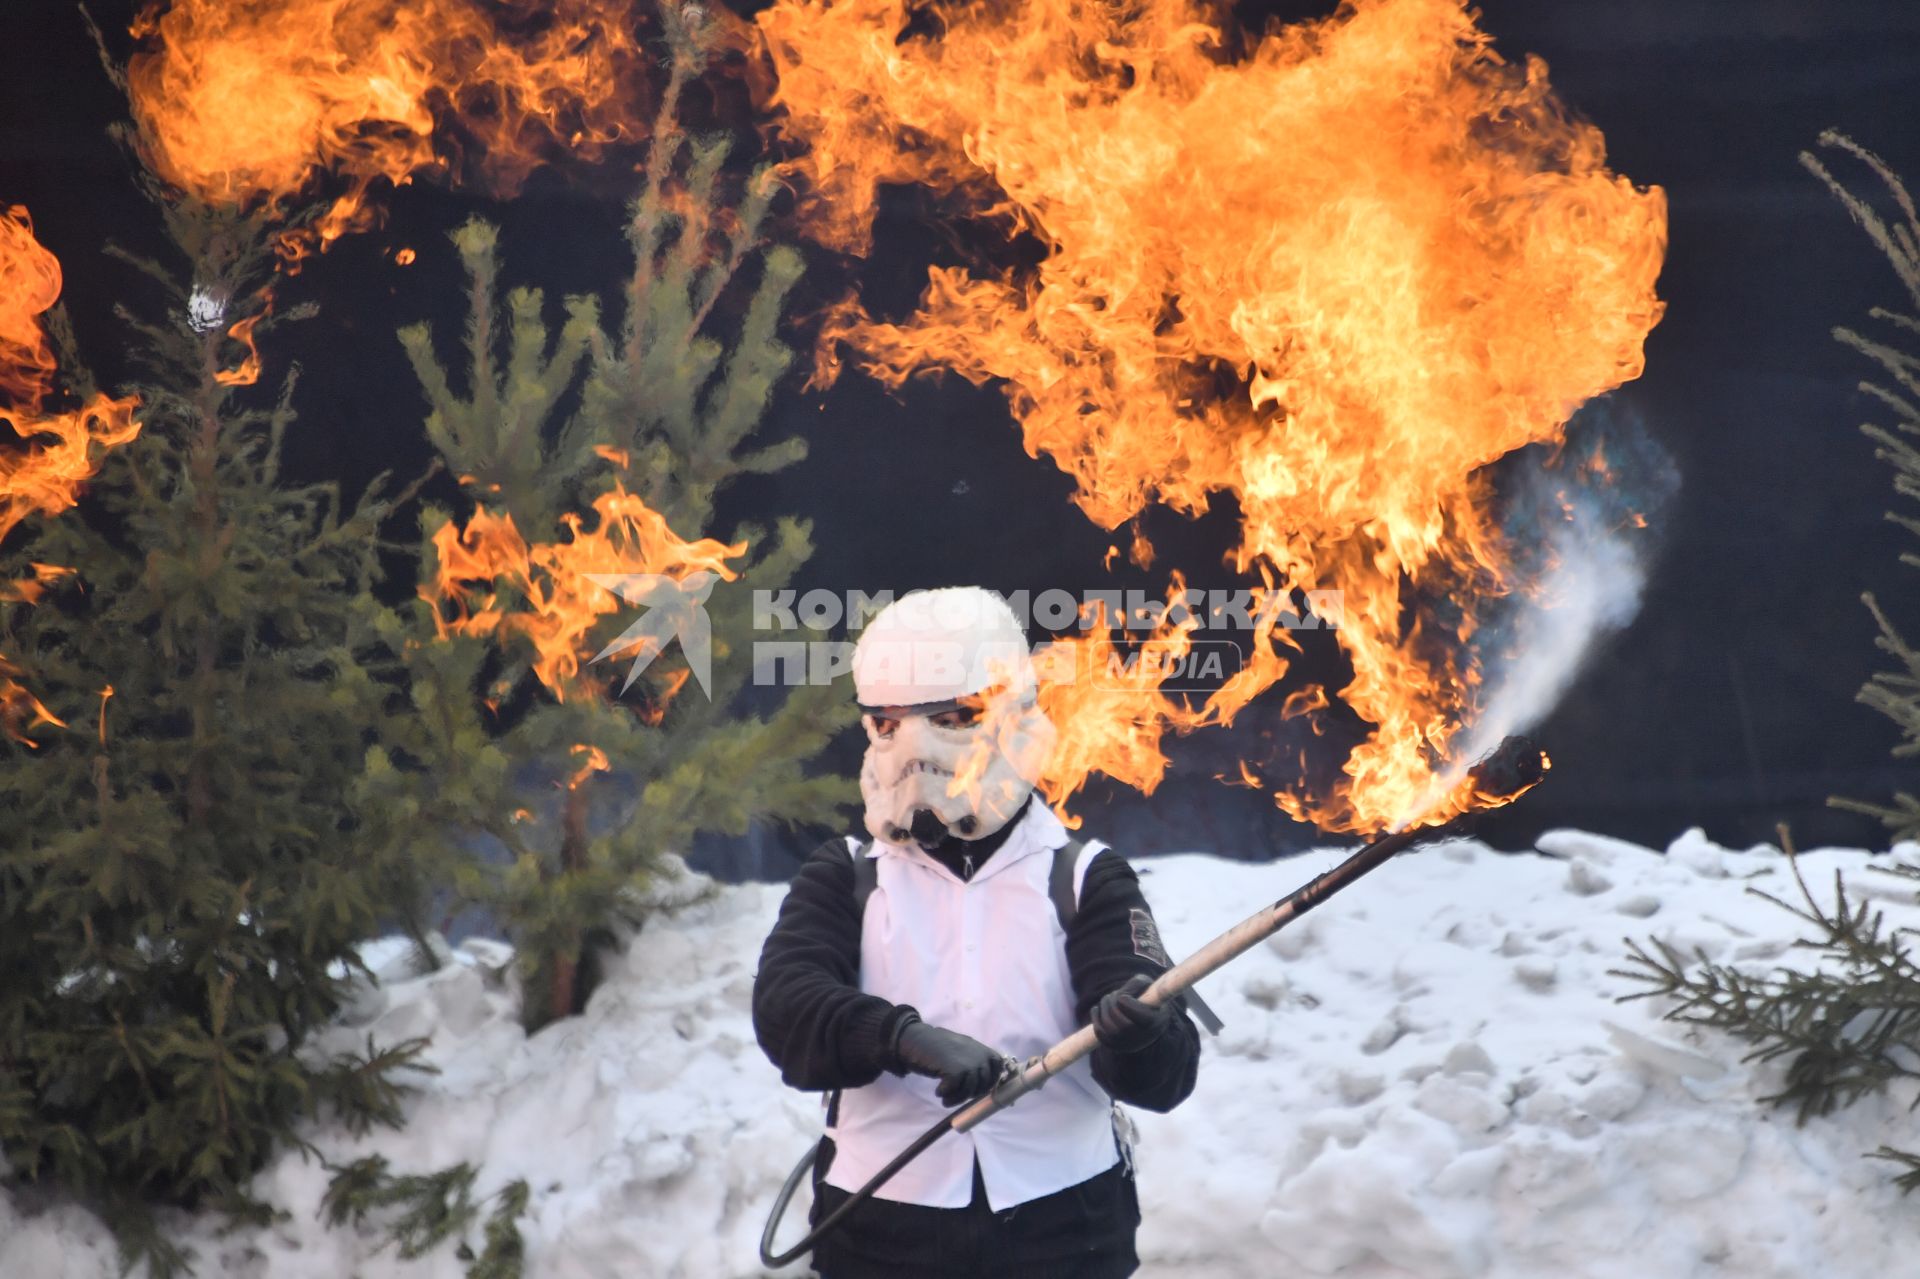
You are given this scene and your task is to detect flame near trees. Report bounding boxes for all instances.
[0,210,140,546]
[111,0,1658,833]
[426,482,745,708]
[758,0,1667,832]
[125,0,707,260]
[0,207,140,747]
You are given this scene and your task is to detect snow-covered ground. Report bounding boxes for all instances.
[8,827,1920,1278]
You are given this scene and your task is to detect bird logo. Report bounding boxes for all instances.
[585,571,721,699]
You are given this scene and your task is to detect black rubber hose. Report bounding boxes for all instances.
[759,1107,959,1269]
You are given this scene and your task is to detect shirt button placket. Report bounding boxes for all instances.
[962,883,981,1016]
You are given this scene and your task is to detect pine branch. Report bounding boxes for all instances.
[312,1034,434,1136]
[1872,1145,1920,1194]
[464,1177,530,1279]
[318,1154,392,1229]
[384,1162,479,1260]
[321,1156,480,1260]
[1616,837,1920,1126]
[104,1196,195,1279]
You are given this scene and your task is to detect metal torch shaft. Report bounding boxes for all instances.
[950,819,1443,1132]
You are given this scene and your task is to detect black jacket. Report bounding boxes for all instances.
[751,825,1200,1114]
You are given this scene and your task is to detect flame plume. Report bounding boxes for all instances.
[426,483,745,706]
[0,207,62,411]
[1030,601,1199,819]
[0,208,140,556]
[213,303,267,387]
[127,0,694,260]
[0,207,142,747]
[758,0,1666,832]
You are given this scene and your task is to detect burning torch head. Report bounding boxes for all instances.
[853,587,1055,848]
[1461,735,1551,811]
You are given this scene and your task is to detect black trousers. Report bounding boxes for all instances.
[808,1140,1141,1279]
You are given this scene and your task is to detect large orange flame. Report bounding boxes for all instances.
[0,207,142,747]
[759,0,1665,832]
[127,0,691,259]
[426,482,745,705]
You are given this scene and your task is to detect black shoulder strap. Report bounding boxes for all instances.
[1051,838,1224,1036]
[850,840,878,915]
[1048,838,1084,934]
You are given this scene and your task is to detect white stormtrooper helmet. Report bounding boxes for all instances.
[852,587,1056,847]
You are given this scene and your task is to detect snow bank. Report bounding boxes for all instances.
[8,829,1920,1278]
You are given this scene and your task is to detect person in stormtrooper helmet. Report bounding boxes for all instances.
[753,586,1203,1279]
[851,584,1056,849]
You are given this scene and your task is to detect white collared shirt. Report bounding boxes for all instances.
[823,803,1118,1210]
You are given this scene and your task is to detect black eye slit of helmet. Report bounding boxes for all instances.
[860,693,988,739]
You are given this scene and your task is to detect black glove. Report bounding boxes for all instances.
[892,1017,1004,1105]
[1091,974,1173,1054]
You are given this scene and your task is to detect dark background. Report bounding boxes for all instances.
[5,0,1920,874]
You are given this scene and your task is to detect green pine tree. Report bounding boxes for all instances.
[0,196,431,1277]
[1803,131,1920,840]
[372,1,855,1033]
[1615,134,1920,1193]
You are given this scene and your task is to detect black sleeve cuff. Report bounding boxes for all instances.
[878,1005,922,1075]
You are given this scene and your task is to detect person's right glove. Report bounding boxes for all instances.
[892,1016,1004,1105]
[1091,974,1174,1053]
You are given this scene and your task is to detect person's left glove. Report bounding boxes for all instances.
[1091,974,1173,1053]
[893,1018,1005,1105]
